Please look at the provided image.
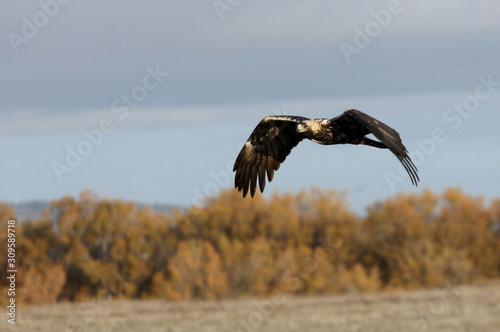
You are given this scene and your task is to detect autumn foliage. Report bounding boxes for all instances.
[1,188,500,304]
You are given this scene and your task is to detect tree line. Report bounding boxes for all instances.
[0,187,499,304]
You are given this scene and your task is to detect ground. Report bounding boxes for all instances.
[4,282,500,332]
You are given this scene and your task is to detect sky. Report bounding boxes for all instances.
[1,0,500,213]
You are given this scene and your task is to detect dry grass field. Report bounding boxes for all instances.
[3,282,500,332]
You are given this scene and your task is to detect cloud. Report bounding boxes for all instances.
[1,1,500,123]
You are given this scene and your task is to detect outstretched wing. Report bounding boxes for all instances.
[330,109,419,185]
[233,116,308,197]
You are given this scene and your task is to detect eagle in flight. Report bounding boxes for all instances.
[233,109,419,197]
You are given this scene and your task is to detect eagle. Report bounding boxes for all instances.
[233,109,419,197]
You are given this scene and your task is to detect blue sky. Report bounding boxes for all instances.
[2,1,500,213]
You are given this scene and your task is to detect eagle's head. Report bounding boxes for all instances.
[297,119,325,134]
[297,123,307,133]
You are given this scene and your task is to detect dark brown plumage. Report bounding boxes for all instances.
[233,109,419,197]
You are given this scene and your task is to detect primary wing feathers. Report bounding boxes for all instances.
[339,109,419,185]
[233,116,307,197]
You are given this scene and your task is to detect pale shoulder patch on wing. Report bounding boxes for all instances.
[262,115,310,123]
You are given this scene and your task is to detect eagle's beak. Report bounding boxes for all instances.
[297,123,306,133]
